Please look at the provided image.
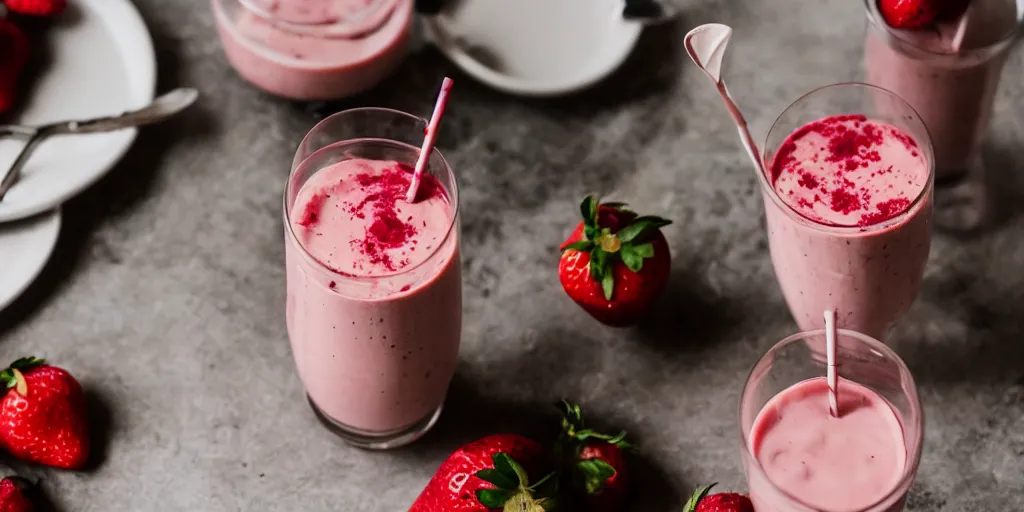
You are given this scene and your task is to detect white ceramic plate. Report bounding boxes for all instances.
[423,0,642,97]
[0,209,60,311]
[0,0,156,222]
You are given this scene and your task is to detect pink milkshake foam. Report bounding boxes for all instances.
[292,159,450,278]
[771,114,928,227]
[748,377,908,512]
[285,158,461,434]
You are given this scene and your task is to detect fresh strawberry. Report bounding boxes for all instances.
[410,434,557,511]
[555,401,630,512]
[0,357,89,469]
[0,477,32,512]
[1,0,66,17]
[878,0,940,29]
[683,484,754,512]
[558,196,672,327]
[0,18,30,114]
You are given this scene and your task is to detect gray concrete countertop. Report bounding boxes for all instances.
[1,0,1022,510]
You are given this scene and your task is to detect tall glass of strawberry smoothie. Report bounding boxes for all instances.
[740,328,924,511]
[760,83,934,341]
[213,0,413,101]
[863,0,1023,182]
[284,108,461,449]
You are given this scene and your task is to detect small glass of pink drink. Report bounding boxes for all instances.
[863,0,1023,182]
[760,83,934,341]
[213,0,413,101]
[740,328,924,512]
[284,108,461,449]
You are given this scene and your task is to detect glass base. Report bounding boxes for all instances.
[307,395,443,450]
[934,153,989,233]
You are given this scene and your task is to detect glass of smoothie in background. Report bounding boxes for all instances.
[213,0,413,100]
[760,83,934,341]
[284,108,462,449]
[863,0,1023,182]
[740,329,924,512]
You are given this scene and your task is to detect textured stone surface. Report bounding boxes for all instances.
[1,0,1023,510]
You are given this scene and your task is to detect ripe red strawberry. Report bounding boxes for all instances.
[2,0,66,17]
[0,477,32,512]
[410,434,557,511]
[683,484,754,512]
[878,0,940,29]
[556,401,630,512]
[0,357,89,469]
[0,18,31,114]
[558,196,672,327]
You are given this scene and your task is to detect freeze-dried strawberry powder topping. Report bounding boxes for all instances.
[290,158,451,276]
[769,115,927,227]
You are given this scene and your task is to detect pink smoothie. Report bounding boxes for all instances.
[864,0,1020,179]
[285,158,461,433]
[764,115,932,339]
[213,0,412,101]
[747,377,908,511]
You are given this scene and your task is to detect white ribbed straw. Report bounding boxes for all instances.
[406,77,454,204]
[824,309,839,418]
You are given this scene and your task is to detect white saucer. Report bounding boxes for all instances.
[0,0,156,223]
[423,0,643,97]
[0,209,60,311]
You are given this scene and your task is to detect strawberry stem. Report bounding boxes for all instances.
[11,369,26,396]
[0,356,44,390]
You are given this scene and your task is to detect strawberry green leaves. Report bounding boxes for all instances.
[615,215,672,244]
[682,483,717,512]
[0,357,44,390]
[561,196,671,300]
[581,195,599,225]
[557,400,632,449]
[555,400,631,506]
[577,459,617,494]
[620,243,653,273]
[475,453,558,511]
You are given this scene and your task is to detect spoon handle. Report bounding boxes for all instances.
[40,87,199,135]
[0,133,46,201]
[0,87,198,201]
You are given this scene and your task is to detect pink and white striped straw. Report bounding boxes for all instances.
[824,309,839,418]
[405,77,454,204]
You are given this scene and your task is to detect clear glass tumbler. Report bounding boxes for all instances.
[863,0,1023,181]
[760,83,934,341]
[740,329,924,512]
[283,108,462,449]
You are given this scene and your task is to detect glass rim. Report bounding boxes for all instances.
[759,81,936,236]
[229,0,399,37]
[282,107,461,282]
[864,0,1023,58]
[738,327,925,512]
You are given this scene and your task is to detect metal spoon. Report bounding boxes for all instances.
[0,87,199,201]
[684,24,766,176]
